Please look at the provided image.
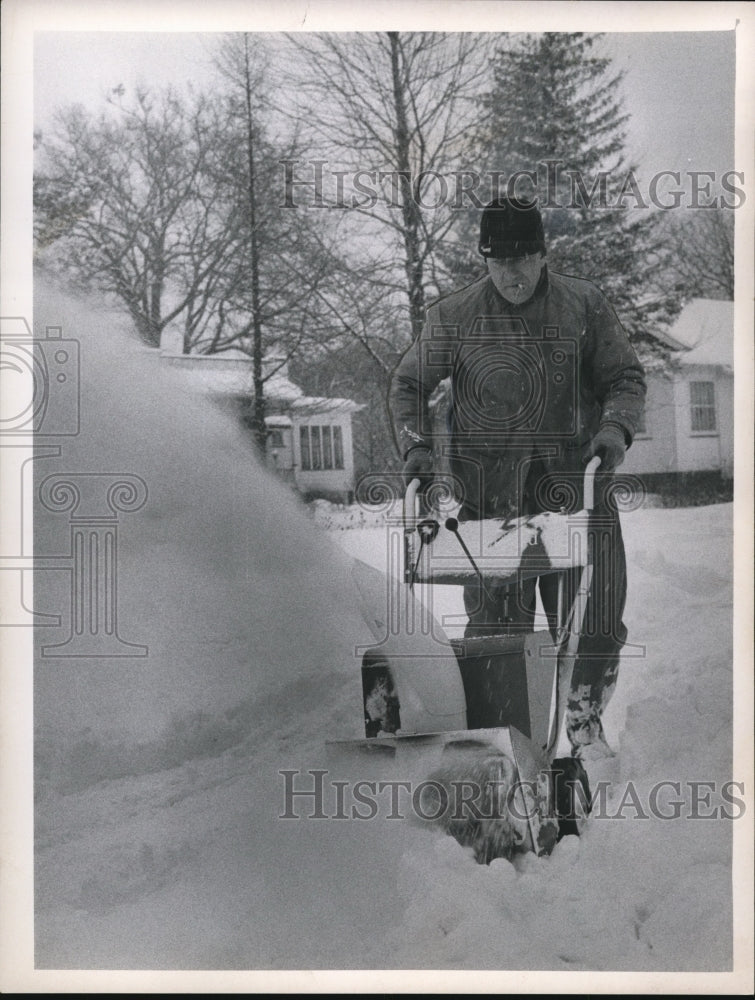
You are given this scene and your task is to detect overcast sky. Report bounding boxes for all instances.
[33,29,736,182]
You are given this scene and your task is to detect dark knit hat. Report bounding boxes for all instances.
[478,198,546,258]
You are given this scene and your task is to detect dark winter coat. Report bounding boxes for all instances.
[390,267,646,518]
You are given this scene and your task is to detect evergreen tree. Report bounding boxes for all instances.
[442,33,679,361]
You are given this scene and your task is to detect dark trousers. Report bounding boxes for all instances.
[462,477,627,752]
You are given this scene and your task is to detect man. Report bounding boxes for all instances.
[390,197,646,759]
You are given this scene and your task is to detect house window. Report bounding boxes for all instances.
[298,425,345,470]
[311,426,322,470]
[635,409,647,435]
[690,381,717,432]
[333,426,344,468]
[268,429,285,448]
[300,426,311,469]
[322,426,333,468]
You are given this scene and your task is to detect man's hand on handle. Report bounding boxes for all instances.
[402,445,434,487]
[582,422,627,472]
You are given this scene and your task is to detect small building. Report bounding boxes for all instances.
[622,299,734,479]
[288,396,361,503]
[158,338,363,503]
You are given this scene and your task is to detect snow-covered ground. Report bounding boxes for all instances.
[18,285,751,987]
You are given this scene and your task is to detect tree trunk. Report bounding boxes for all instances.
[388,33,426,341]
[242,36,267,455]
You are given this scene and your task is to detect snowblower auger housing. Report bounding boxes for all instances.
[330,458,601,862]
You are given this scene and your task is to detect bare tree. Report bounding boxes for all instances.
[209,35,272,450]
[267,32,495,468]
[283,32,494,341]
[208,34,355,451]
[34,56,337,458]
[34,89,238,348]
[661,208,735,302]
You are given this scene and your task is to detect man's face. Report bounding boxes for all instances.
[487,252,546,305]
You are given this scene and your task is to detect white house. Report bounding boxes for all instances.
[158,335,363,503]
[622,299,734,479]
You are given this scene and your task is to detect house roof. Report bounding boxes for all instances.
[160,353,363,413]
[291,396,365,415]
[666,299,733,368]
[162,353,304,402]
[265,414,293,428]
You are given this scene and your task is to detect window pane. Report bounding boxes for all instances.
[322,426,333,469]
[691,408,716,432]
[635,409,647,434]
[690,382,714,406]
[333,426,344,469]
[299,427,311,470]
[311,426,322,469]
[690,381,716,431]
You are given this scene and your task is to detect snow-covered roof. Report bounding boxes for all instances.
[666,299,733,369]
[159,353,364,413]
[265,414,292,428]
[170,365,253,397]
[291,396,365,415]
[261,373,305,402]
[215,347,254,361]
[161,354,304,402]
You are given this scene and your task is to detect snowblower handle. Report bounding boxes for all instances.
[406,462,602,520]
[583,456,602,511]
[404,477,421,530]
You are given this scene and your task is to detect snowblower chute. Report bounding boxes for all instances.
[330,458,602,863]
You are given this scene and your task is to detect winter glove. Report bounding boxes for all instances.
[582,422,627,472]
[402,445,434,487]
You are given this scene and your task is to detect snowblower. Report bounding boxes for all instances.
[330,457,602,864]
